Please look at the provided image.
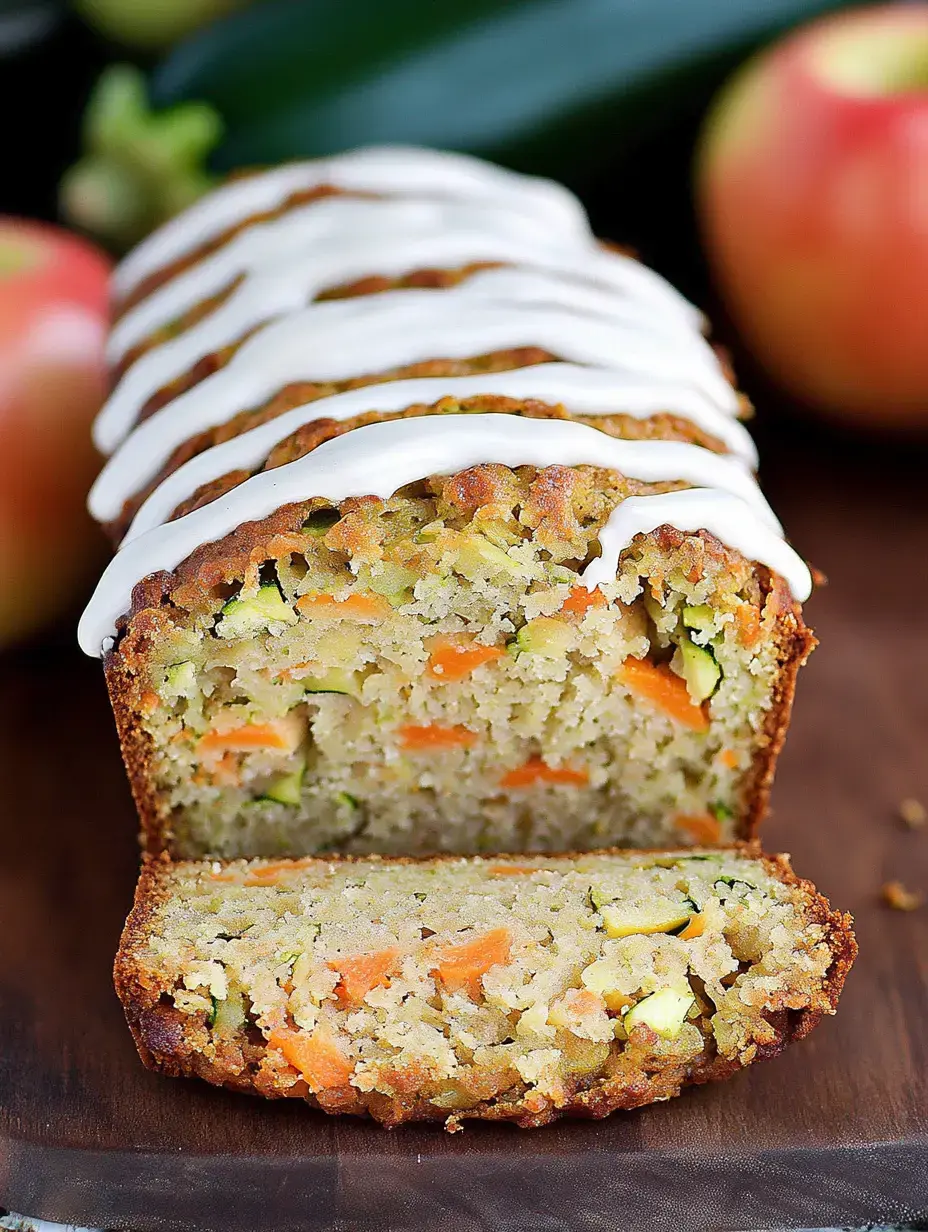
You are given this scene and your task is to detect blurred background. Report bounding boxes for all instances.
[1,0,928,651]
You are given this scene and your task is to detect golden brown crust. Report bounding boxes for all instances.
[739,576,817,837]
[113,844,856,1129]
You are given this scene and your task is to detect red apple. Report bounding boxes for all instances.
[696,4,928,428]
[0,220,111,647]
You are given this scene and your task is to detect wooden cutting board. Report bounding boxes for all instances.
[1,423,926,1232]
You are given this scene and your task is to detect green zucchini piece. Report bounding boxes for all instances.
[163,660,196,697]
[516,617,572,657]
[261,759,305,806]
[303,668,360,697]
[209,986,246,1035]
[216,583,297,638]
[597,898,697,939]
[682,604,715,635]
[623,987,695,1040]
[677,635,721,702]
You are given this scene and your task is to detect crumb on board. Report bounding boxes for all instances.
[881,880,924,912]
[899,797,926,828]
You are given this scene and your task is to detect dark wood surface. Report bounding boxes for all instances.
[1,427,927,1232]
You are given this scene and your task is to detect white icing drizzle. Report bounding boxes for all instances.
[93,278,736,455]
[78,414,809,656]
[95,364,757,535]
[107,195,700,365]
[112,146,590,300]
[102,246,705,430]
[81,149,809,659]
[584,487,812,601]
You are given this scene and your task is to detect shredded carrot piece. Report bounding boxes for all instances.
[677,913,706,941]
[562,988,607,1016]
[268,1027,354,1090]
[718,748,739,770]
[210,857,314,886]
[500,757,589,789]
[210,859,306,886]
[559,586,607,617]
[328,948,401,1008]
[617,657,709,731]
[243,862,303,886]
[736,604,762,649]
[427,635,504,681]
[139,690,160,715]
[398,723,478,751]
[211,752,242,787]
[603,990,635,1013]
[273,660,319,682]
[488,864,541,876]
[199,713,305,754]
[674,813,721,843]
[431,927,512,998]
[295,591,391,621]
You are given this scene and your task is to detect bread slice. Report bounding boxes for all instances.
[114,845,855,1129]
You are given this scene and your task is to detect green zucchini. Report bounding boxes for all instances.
[152,0,866,179]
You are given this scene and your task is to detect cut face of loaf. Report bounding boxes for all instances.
[114,846,856,1129]
[82,147,815,858]
[102,427,812,857]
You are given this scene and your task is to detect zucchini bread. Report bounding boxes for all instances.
[80,146,815,858]
[115,845,855,1129]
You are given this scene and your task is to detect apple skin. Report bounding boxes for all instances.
[0,220,111,648]
[696,5,928,428]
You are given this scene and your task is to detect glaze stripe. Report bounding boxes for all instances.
[78,414,809,656]
[93,364,757,534]
[112,146,591,300]
[93,281,738,455]
[107,196,701,365]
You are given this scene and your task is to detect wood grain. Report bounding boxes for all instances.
[1,426,926,1232]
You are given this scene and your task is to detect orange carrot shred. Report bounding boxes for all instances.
[677,913,707,941]
[736,604,762,649]
[488,864,541,876]
[427,636,504,682]
[398,723,478,751]
[674,813,721,843]
[211,752,242,787]
[718,748,739,770]
[199,714,304,754]
[328,948,401,1008]
[139,690,160,715]
[558,988,606,1017]
[559,586,607,617]
[268,1027,354,1090]
[295,591,391,621]
[431,928,512,998]
[500,757,589,789]
[617,657,709,731]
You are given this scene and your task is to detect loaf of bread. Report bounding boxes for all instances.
[80,147,815,859]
